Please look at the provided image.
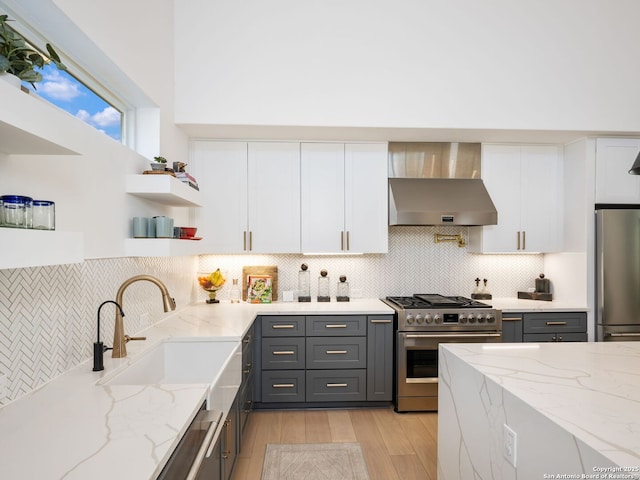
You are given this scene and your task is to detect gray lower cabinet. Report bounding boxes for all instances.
[501,313,524,342]
[502,311,587,343]
[255,314,393,406]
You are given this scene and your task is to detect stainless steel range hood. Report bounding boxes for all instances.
[388,142,497,226]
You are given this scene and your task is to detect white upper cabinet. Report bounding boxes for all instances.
[191,140,300,254]
[301,142,388,253]
[595,138,640,203]
[469,144,562,253]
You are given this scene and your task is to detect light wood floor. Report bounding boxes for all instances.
[231,407,438,480]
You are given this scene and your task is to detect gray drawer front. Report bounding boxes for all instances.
[523,313,587,334]
[306,337,366,369]
[262,316,305,337]
[262,337,305,370]
[261,371,305,402]
[306,316,366,337]
[306,370,366,402]
[523,332,588,342]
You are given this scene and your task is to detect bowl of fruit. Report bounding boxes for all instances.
[198,269,226,303]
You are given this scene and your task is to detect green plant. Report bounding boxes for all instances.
[0,14,66,88]
[153,156,168,163]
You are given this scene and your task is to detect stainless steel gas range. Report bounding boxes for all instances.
[383,294,502,412]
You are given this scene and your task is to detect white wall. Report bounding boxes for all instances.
[175,0,640,134]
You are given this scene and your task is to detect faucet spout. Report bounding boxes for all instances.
[112,275,176,358]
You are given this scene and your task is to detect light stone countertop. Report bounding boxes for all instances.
[489,297,588,312]
[440,341,640,470]
[0,299,393,480]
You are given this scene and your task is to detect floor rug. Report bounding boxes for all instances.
[261,442,371,480]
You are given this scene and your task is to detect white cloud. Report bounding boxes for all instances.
[39,70,82,102]
[75,107,120,129]
[91,107,121,128]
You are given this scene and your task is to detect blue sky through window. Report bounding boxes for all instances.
[23,63,122,141]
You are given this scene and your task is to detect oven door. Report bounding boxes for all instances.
[396,331,501,411]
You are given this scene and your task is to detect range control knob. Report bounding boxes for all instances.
[415,314,424,324]
[486,313,495,323]
[467,314,476,323]
[434,314,442,324]
[477,314,486,323]
[425,314,433,324]
[459,314,468,324]
[406,314,415,325]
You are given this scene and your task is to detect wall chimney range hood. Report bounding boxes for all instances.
[388,142,498,226]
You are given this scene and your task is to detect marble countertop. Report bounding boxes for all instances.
[0,299,393,480]
[490,297,588,312]
[441,341,640,468]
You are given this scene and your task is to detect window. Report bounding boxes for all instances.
[23,63,123,142]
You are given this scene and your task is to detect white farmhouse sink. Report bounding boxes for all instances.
[103,339,242,411]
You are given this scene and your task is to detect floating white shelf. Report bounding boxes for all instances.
[124,238,207,257]
[125,175,203,207]
[0,229,84,269]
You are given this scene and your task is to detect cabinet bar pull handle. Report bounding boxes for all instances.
[502,317,522,322]
[249,231,253,251]
[341,231,344,251]
[546,321,567,326]
[273,351,295,355]
[243,335,251,344]
[243,231,247,251]
[606,332,640,337]
[273,383,295,388]
[370,319,392,324]
[326,383,348,388]
[325,324,347,328]
[222,419,231,459]
[243,363,252,374]
[272,324,295,329]
[346,231,350,251]
[326,350,347,354]
[523,231,526,250]
[517,231,521,250]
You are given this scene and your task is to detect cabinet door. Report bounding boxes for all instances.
[301,143,345,253]
[247,142,301,253]
[474,144,522,252]
[344,143,388,253]
[501,314,523,342]
[595,138,640,203]
[520,145,562,252]
[191,141,248,253]
[366,316,393,401]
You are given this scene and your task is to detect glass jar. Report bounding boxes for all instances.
[337,275,350,302]
[298,263,311,302]
[1,195,32,228]
[317,269,330,302]
[32,200,55,230]
[230,278,241,303]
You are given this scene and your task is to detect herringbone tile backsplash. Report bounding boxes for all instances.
[0,226,542,406]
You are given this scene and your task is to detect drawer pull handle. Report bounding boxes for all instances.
[546,321,567,326]
[272,324,295,329]
[370,319,392,324]
[502,317,521,322]
[273,383,295,388]
[326,383,348,388]
[325,324,347,328]
[326,350,348,354]
[273,351,295,355]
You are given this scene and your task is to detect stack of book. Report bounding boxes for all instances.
[175,171,199,190]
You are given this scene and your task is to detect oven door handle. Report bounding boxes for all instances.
[186,410,223,480]
[404,333,502,339]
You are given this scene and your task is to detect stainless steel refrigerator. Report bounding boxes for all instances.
[596,205,640,341]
